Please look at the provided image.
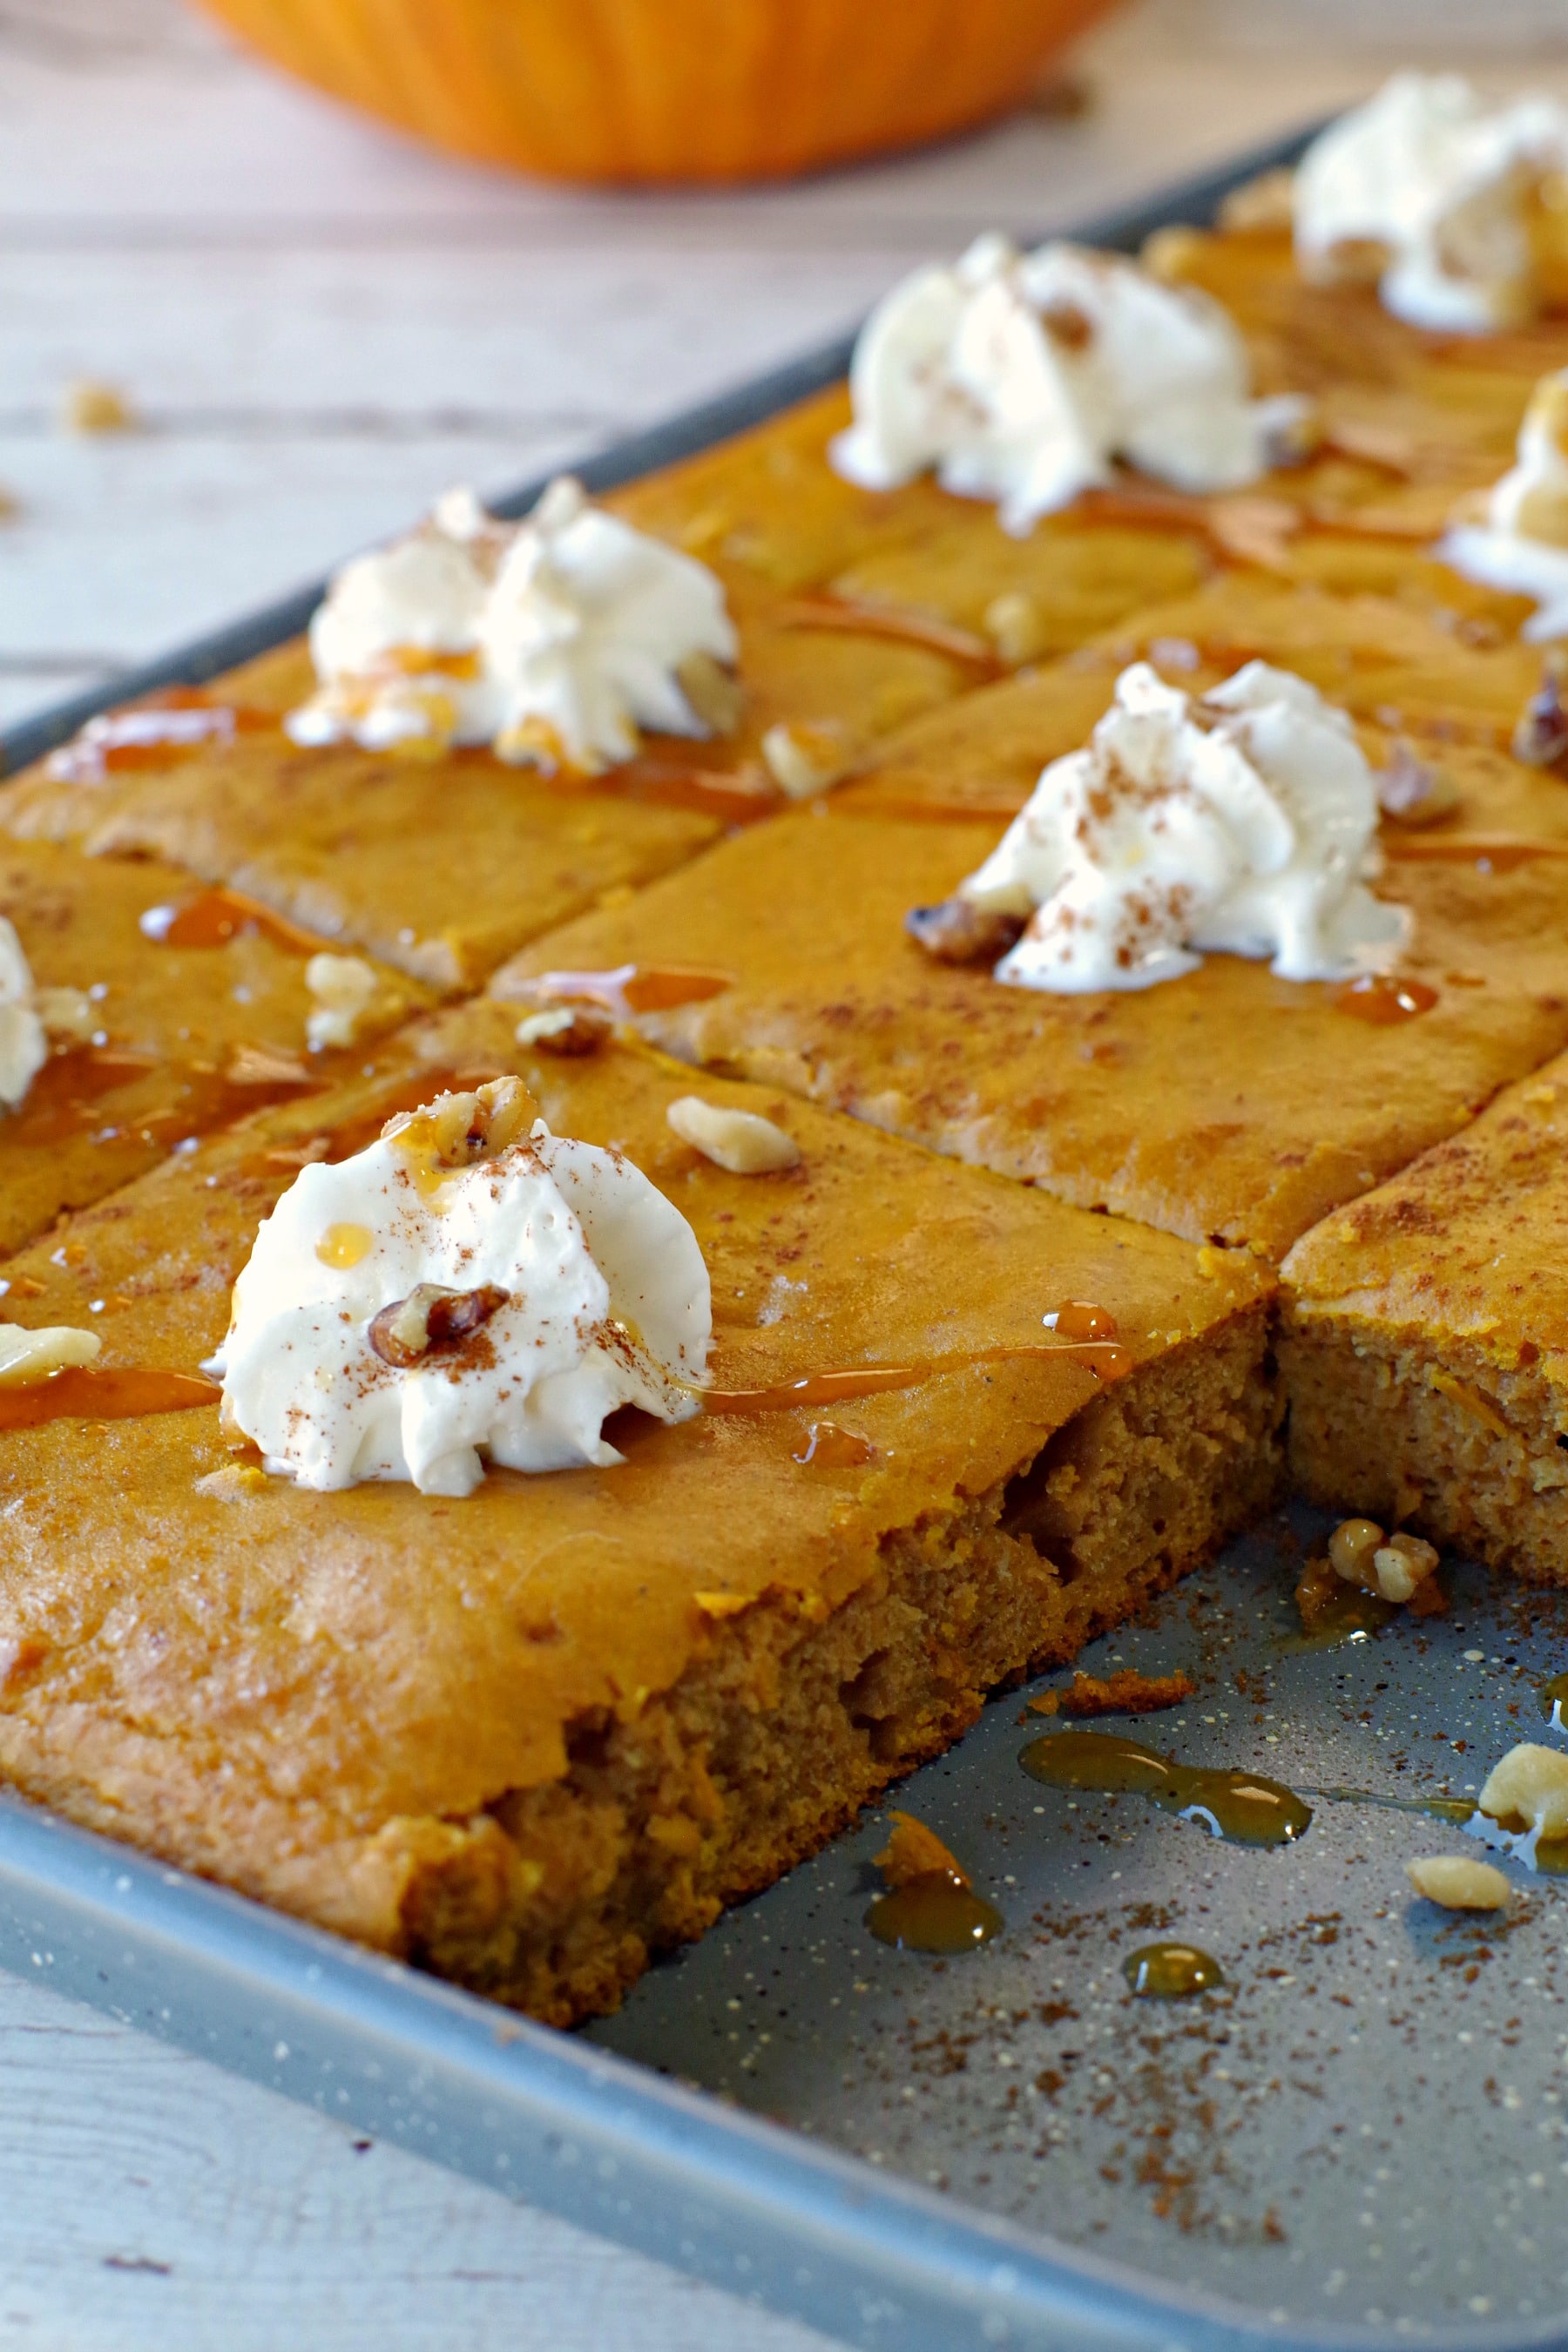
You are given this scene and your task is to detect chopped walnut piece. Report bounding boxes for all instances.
[1478,1741,1568,1839]
[1217,166,1296,234]
[305,951,381,1052]
[1513,652,1568,772]
[1370,1530,1440,1604]
[1057,1667,1195,1719]
[760,719,855,799]
[383,1075,539,1168]
[874,1811,969,1889]
[905,896,1025,965]
[32,986,95,1044]
[666,1095,801,1174]
[1328,1516,1439,1604]
[1328,1515,1385,1585]
[984,589,1044,666]
[514,1006,611,1056]
[368,1281,510,1369]
[1208,496,1301,571]
[675,650,745,736]
[1040,298,1094,352]
[194,1462,269,1502]
[1139,225,1208,285]
[60,379,136,436]
[1406,1855,1511,1910]
[0,1323,100,1387]
[1377,740,1462,827]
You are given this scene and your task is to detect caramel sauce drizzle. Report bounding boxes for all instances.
[1020,1727,1313,1848]
[1124,1942,1225,1998]
[144,887,330,956]
[0,1368,220,1431]
[52,688,275,780]
[781,594,1004,676]
[1382,835,1568,873]
[1335,972,1439,1025]
[700,1336,1132,1417]
[517,963,732,1018]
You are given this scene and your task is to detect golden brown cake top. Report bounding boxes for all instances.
[1283,1043,1568,1375]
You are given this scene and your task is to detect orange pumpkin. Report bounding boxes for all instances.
[190,0,1119,186]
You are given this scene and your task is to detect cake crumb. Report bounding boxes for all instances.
[194,1463,268,1502]
[60,379,137,436]
[875,1811,969,1889]
[1051,1667,1195,1719]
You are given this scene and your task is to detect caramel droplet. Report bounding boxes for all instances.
[1046,1301,1119,1343]
[315,1223,374,1270]
[1335,973,1439,1026]
[866,1874,1004,1954]
[1124,1942,1225,1998]
[793,1421,875,1469]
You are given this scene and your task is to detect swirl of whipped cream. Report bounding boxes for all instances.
[1441,367,1568,639]
[287,478,739,773]
[1294,73,1568,333]
[206,1078,712,1497]
[952,661,1408,994]
[829,234,1302,535]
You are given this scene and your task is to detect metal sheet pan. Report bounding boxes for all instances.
[7,117,1558,2352]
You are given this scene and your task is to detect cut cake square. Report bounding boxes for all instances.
[490,804,1568,1259]
[0,1007,1278,2021]
[0,835,424,1256]
[1282,1046,1568,1588]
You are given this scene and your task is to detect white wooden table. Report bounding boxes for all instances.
[1,3,1564,2342]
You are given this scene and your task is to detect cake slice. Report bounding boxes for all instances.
[0,834,425,1255]
[489,799,1568,1260]
[0,1005,1278,2021]
[1282,1046,1568,1586]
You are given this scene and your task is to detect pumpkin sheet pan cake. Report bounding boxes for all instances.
[0,1017,1276,2022]
[11,78,1568,2034]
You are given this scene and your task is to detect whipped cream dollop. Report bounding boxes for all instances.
[830,234,1302,534]
[0,917,93,1112]
[948,661,1408,993]
[1441,367,1568,638]
[1294,73,1568,332]
[207,1078,711,1497]
[287,477,739,773]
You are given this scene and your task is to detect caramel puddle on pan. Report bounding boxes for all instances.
[1019,1727,1313,1848]
[1124,1942,1225,1998]
[865,1812,1003,1955]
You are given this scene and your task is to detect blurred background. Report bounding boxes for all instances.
[3,0,1568,736]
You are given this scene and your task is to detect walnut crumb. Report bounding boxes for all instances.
[666,1096,801,1174]
[1406,1855,1511,1910]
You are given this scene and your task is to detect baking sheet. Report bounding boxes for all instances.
[4,117,1552,2352]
